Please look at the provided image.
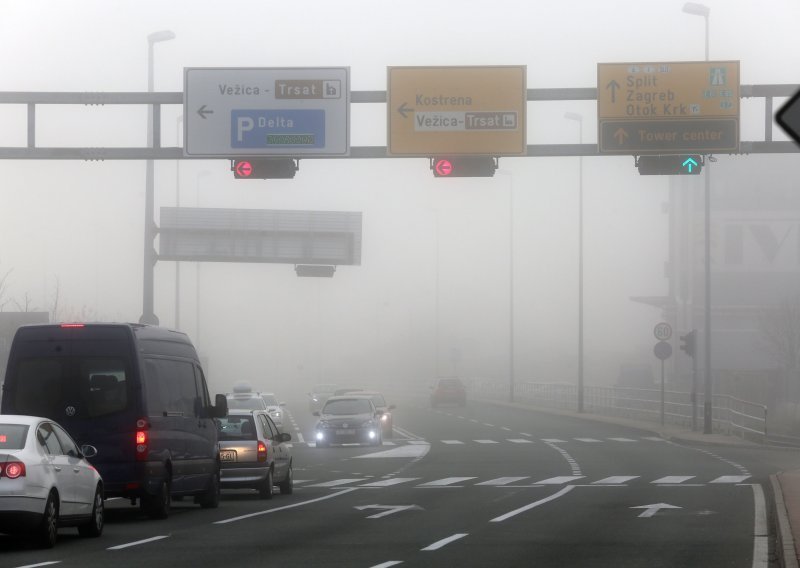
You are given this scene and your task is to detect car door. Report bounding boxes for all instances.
[36,422,75,516]
[52,422,95,517]
[261,415,288,479]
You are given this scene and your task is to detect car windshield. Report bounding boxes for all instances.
[322,399,372,416]
[313,384,337,394]
[261,394,278,406]
[370,394,386,407]
[0,424,29,450]
[217,416,257,441]
[226,396,264,410]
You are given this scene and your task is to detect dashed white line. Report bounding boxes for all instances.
[711,475,751,484]
[14,563,62,568]
[476,477,530,486]
[421,533,469,551]
[474,439,499,444]
[441,440,465,444]
[574,438,602,443]
[535,475,585,485]
[593,476,639,484]
[608,437,637,442]
[360,478,421,487]
[215,488,358,524]
[107,535,170,550]
[490,486,575,522]
[652,476,695,484]
[507,438,534,444]
[417,477,477,487]
[370,562,404,568]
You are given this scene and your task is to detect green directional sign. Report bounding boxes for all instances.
[598,61,740,154]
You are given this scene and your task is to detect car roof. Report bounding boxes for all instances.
[0,415,49,425]
[325,394,374,402]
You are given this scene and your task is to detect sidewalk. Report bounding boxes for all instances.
[479,397,800,567]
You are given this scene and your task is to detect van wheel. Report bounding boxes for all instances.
[197,472,220,509]
[35,492,58,549]
[258,469,274,500]
[141,479,170,519]
[279,465,293,495]
[78,485,104,537]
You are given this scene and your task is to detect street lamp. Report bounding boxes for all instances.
[140,30,175,326]
[682,3,713,434]
[564,111,584,413]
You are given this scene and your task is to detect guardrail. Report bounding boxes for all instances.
[467,379,768,442]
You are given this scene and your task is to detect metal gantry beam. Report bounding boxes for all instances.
[0,86,796,160]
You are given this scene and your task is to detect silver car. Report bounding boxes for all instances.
[260,392,286,428]
[0,415,104,548]
[217,411,293,499]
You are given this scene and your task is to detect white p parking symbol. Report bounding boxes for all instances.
[236,116,255,142]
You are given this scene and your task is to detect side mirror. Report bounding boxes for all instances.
[212,394,228,418]
[312,411,320,417]
[280,432,292,443]
[81,444,98,459]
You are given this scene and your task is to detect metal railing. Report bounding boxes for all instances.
[467,379,768,442]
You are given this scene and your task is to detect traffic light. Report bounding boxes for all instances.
[431,156,498,178]
[637,155,703,176]
[232,158,298,179]
[679,330,696,357]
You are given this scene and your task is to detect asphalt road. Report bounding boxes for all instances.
[4,386,800,567]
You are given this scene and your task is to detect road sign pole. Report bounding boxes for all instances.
[692,342,699,431]
[703,163,713,434]
[661,359,665,427]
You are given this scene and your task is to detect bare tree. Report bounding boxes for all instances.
[10,292,37,313]
[759,294,800,397]
[0,266,13,312]
[49,276,60,322]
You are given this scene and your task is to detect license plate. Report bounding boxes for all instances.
[336,429,356,435]
[219,450,237,462]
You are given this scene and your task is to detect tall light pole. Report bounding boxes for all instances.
[496,170,515,403]
[565,111,584,413]
[140,30,175,326]
[682,2,713,434]
[174,114,183,330]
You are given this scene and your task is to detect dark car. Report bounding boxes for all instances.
[308,384,338,413]
[217,411,292,499]
[355,391,396,438]
[1,323,228,520]
[430,378,467,407]
[313,395,382,447]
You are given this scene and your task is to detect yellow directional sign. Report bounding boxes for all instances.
[387,66,526,156]
[597,61,739,154]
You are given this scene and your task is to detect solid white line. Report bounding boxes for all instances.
[370,562,404,568]
[421,533,469,551]
[490,486,575,522]
[14,563,62,568]
[215,488,358,524]
[752,484,769,568]
[107,535,170,550]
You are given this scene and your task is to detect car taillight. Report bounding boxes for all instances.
[2,462,25,478]
[257,441,267,462]
[135,418,149,461]
[60,323,85,328]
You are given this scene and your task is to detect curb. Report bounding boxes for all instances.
[772,474,800,568]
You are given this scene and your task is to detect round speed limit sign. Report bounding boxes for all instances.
[653,322,673,341]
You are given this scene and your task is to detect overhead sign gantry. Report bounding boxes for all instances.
[184,67,350,157]
[597,61,740,154]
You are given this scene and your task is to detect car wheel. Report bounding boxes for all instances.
[279,464,293,495]
[35,492,58,549]
[197,472,220,509]
[258,468,274,500]
[141,479,170,520]
[78,485,104,537]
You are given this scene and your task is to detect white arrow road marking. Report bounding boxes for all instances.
[476,477,530,486]
[107,535,170,550]
[632,503,681,518]
[360,478,420,487]
[355,504,423,519]
[421,533,469,551]
[652,476,695,484]
[710,475,751,483]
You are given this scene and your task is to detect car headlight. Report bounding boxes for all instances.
[380,414,388,422]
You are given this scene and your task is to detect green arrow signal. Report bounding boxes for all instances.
[682,157,698,173]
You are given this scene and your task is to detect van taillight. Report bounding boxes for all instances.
[2,462,25,478]
[257,441,267,462]
[135,418,149,461]
[60,323,85,328]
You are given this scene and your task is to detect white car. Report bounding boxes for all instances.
[0,415,104,548]
[260,393,286,427]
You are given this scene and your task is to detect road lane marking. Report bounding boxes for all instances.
[652,476,695,484]
[501,427,512,431]
[482,423,495,427]
[360,478,420,487]
[520,432,533,437]
[441,440,464,444]
[542,438,568,443]
[593,476,639,484]
[608,437,637,442]
[215,488,358,524]
[711,475,751,483]
[752,484,768,568]
[355,444,431,459]
[417,477,477,487]
[421,533,469,551]
[490,486,575,522]
[507,439,534,444]
[107,535,170,550]
[306,478,367,487]
[574,438,602,443]
[632,503,681,518]
[15,563,62,568]
[474,439,499,444]
[476,477,530,486]
[370,562,404,567]
[296,433,305,444]
[469,419,479,423]
[535,476,585,484]
[643,436,666,442]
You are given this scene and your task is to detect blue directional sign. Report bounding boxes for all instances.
[231,110,326,149]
